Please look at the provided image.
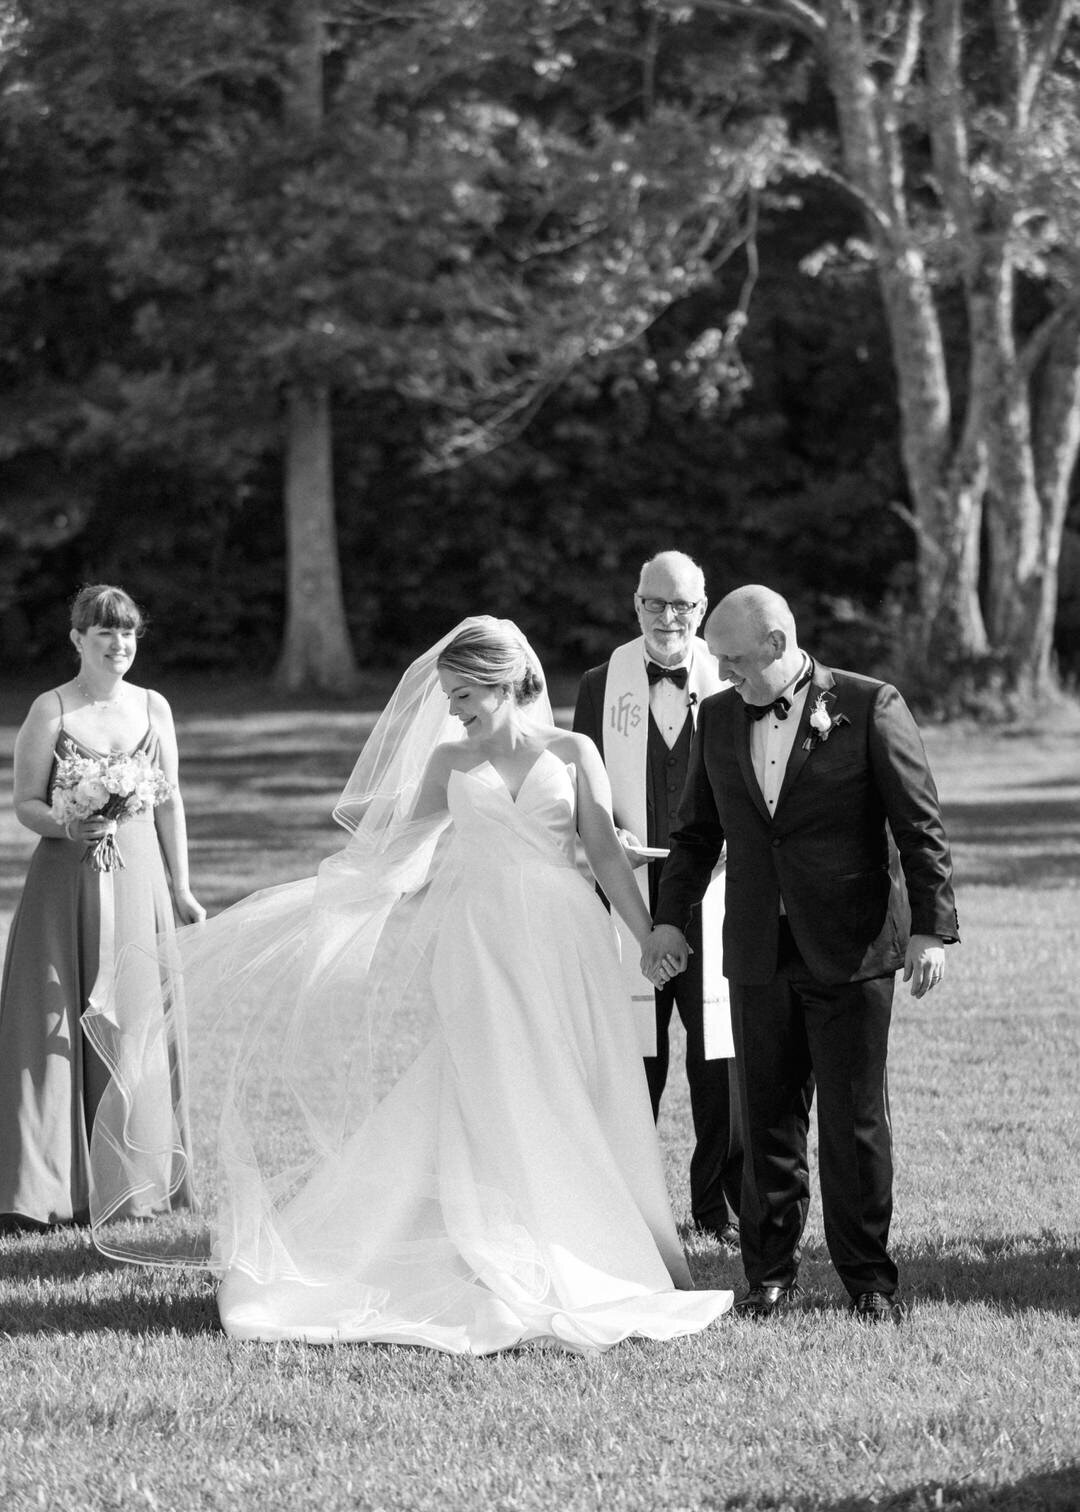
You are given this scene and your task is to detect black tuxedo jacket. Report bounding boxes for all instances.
[654,662,958,986]
[573,664,614,762]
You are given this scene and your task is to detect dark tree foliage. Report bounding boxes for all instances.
[2,0,1078,694]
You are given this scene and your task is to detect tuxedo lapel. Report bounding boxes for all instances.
[775,662,837,811]
[734,703,773,823]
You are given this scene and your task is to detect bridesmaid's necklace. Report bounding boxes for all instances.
[76,675,123,710]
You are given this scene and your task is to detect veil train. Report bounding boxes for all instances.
[86,618,547,1270]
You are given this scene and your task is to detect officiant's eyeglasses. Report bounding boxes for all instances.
[636,596,703,617]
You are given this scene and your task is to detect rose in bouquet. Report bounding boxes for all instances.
[51,750,174,871]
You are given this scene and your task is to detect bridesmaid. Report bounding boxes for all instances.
[0,584,204,1230]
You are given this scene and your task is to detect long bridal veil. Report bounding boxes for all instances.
[85,618,553,1271]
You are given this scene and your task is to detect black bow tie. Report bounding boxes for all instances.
[744,665,812,722]
[647,662,688,688]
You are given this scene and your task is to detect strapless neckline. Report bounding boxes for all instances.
[461,749,566,806]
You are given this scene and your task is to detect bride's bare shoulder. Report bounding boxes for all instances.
[544,730,597,770]
[413,740,470,817]
[425,741,469,776]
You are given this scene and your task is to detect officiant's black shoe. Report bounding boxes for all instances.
[696,1221,740,1251]
[734,1281,801,1319]
[851,1291,904,1324]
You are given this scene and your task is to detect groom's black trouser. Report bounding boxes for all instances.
[645,913,743,1233]
[729,925,898,1298]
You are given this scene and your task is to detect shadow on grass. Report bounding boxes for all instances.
[901,1236,1080,1316]
[688,1234,1080,1318]
[2,1228,1077,1339]
[0,1286,220,1337]
[944,792,1080,887]
[716,1462,1080,1510]
[0,1224,110,1275]
[0,1222,220,1336]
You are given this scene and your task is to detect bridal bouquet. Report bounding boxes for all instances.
[51,750,173,872]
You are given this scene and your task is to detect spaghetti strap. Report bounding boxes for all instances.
[56,688,65,728]
[145,687,153,738]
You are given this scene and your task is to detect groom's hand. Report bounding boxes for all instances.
[903,934,945,998]
[641,925,689,987]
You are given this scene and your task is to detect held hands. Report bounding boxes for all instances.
[640,925,690,989]
[904,934,946,999]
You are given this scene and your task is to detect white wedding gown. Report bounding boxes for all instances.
[215,751,732,1352]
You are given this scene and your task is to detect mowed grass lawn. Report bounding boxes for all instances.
[1,679,1078,1512]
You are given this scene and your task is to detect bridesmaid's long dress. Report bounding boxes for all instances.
[0,722,192,1226]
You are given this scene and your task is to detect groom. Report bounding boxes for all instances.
[574,550,742,1245]
[644,585,958,1321]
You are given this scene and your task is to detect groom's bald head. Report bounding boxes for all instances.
[709,585,796,643]
[705,585,802,703]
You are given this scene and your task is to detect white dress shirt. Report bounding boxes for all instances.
[750,667,813,813]
[646,652,694,750]
[749,658,813,913]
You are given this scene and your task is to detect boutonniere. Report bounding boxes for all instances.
[802,694,850,751]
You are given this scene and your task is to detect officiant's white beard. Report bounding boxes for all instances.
[643,623,694,664]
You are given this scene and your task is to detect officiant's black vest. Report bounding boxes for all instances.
[646,712,693,911]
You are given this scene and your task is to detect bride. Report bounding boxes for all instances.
[93,618,732,1353]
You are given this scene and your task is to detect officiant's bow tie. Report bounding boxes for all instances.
[646,662,689,688]
[744,664,812,722]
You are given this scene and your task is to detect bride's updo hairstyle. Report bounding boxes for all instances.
[70,583,146,637]
[436,620,545,707]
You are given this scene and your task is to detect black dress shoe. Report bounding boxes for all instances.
[851,1291,903,1323]
[734,1281,801,1318]
[696,1222,740,1249]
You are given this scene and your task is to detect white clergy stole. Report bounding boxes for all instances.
[600,637,733,1059]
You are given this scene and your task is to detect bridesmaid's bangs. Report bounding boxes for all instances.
[70,583,147,638]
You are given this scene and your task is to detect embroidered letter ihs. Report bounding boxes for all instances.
[610,694,643,739]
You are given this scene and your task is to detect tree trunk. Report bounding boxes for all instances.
[965,233,1080,702]
[1024,310,1080,695]
[812,0,1080,706]
[816,2,987,667]
[875,248,987,664]
[274,0,358,694]
[975,240,1040,655]
[276,386,359,693]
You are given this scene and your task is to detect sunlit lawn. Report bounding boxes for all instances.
[1,680,1079,1511]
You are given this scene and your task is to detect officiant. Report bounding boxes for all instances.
[573,550,743,1245]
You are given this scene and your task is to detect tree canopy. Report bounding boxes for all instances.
[2,0,1079,709]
